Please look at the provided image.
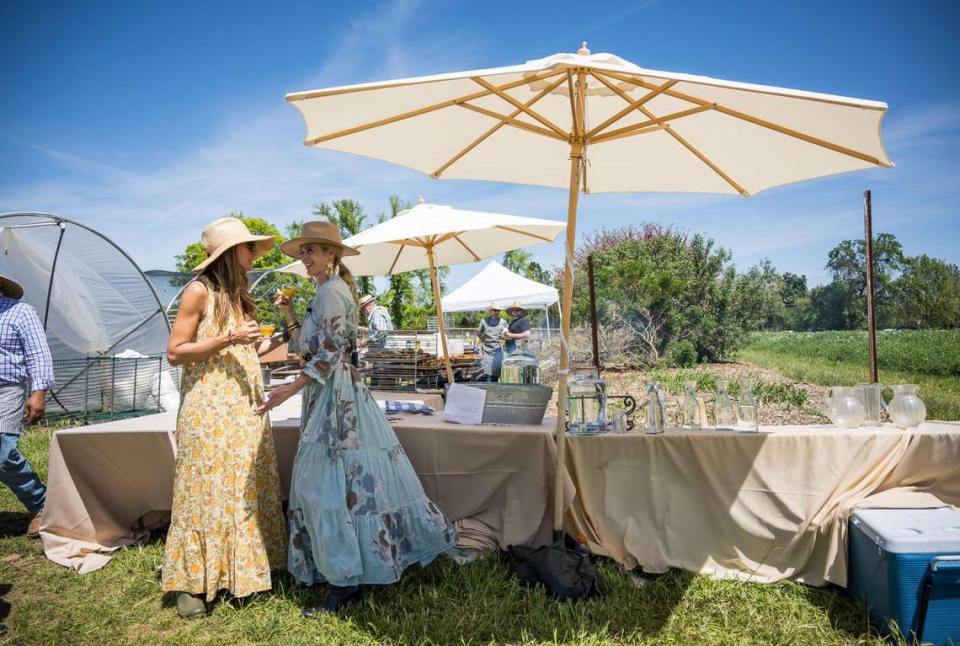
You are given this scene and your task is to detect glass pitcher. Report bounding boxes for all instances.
[680,381,706,430]
[823,386,866,429]
[854,383,883,427]
[566,368,607,434]
[736,379,759,432]
[882,384,927,428]
[644,382,666,434]
[714,379,736,430]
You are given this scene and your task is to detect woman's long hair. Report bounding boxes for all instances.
[332,250,359,305]
[200,246,255,331]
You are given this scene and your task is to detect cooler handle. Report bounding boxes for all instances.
[914,555,960,644]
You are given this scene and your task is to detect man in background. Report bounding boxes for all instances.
[502,301,532,354]
[0,273,54,537]
[357,294,394,350]
[476,304,507,382]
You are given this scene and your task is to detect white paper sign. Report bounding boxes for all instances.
[443,384,487,425]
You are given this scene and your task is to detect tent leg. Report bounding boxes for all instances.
[545,305,551,339]
[427,247,455,385]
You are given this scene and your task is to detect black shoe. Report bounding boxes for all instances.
[301,585,361,618]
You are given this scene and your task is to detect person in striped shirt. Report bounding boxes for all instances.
[0,273,54,537]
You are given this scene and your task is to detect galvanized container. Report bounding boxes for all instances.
[500,350,540,384]
[468,383,553,425]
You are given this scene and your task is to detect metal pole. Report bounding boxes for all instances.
[587,253,600,372]
[863,190,878,384]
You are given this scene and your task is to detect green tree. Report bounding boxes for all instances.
[820,233,905,329]
[892,255,960,328]
[174,212,286,272]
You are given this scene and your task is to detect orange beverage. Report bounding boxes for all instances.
[280,286,296,298]
[259,324,276,337]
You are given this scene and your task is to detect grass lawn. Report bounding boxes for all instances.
[737,330,960,421]
[0,427,892,645]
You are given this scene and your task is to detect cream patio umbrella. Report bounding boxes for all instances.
[334,200,565,383]
[286,43,892,537]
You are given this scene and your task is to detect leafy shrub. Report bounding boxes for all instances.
[670,340,698,367]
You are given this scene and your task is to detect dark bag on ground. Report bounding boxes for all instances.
[506,540,604,601]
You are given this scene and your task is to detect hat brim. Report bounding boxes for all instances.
[280,236,360,259]
[0,275,24,300]
[193,234,275,273]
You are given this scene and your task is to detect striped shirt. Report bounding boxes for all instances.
[0,296,55,392]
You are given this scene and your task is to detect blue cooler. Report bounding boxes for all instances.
[848,507,960,645]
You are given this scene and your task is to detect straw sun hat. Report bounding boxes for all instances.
[505,300,527,314]
[0,274,24,299]
[193,217,275,272]
[358,294,376,309]
[280,221,359,259]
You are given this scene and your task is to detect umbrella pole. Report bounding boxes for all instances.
[426,246,455,385]
[553,107,586,539]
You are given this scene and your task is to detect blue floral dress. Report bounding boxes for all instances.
[287,275,456,586]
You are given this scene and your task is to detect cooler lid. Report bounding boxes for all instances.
[851,507,960,554]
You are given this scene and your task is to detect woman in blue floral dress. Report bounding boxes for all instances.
[257,221,455,616]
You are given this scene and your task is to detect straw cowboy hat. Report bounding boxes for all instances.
[193,217,275,272]
[358,294,377,309]
[280,220,360,259]
[0,273,24,300]
[505,300,527,314]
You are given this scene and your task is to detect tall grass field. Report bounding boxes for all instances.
[737,330,960,420]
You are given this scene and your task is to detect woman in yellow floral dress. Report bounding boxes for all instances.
[162,217,286,618]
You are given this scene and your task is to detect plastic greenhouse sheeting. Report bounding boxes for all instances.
[0,213,172,416]
[440,261,558,312]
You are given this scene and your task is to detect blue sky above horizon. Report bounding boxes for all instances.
[2,0,958,292]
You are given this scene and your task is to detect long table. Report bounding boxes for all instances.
[40,392,571,573]
[565,422,960,586]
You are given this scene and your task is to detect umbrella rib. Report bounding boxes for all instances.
[494,225,556,243]
[302,70,563,146]
[456,103,566,141]
[592,69,889,166]
[452,234,481,262]
[387,243,405,275]
[591,105,714,144]
[432,75,568,178]
[471,77,570,139]
[585,78,679,139]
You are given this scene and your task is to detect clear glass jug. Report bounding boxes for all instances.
[680,381,706,430]
[714,379,736,430]
[736,379,759,432]
[823,386,866,429]
[854,383,883,426]
[644,382,666,434]
[566,368,607,434]
[882,384,926,428]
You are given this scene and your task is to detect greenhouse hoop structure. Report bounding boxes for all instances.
[0,212,175,420]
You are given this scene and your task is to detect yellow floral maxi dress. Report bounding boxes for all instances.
[162,278,286,601]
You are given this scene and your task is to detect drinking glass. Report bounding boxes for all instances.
[611,409,628,434]
[259,324,276,337]
[280,285,296,299]
[855,383,882,426]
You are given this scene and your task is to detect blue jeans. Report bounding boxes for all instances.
[0,433,46,514]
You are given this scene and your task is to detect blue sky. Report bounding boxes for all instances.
[2,0,958,291]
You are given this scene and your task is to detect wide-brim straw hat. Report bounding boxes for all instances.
[280,220,359,259]
[0,273,24,300]
[193,217,275,272]
[358,294,376,308]
[505,300,527,314]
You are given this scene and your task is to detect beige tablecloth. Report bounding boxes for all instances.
[40,393,569,573]
[566,422,960,586]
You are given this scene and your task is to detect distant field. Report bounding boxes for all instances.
[737,330,960,420]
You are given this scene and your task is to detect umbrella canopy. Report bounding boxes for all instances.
[440,260,558,312]
[287,46,891,195]
[286,43,892,539]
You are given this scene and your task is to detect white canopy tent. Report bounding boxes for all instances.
[0,213,172,415]
[440,260,558,337]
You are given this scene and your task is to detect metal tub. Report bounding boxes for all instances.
[468,383,554,425]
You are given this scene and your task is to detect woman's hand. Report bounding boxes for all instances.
[255,382,298,416]
[274,289,294,318]
[230,320,261,346]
